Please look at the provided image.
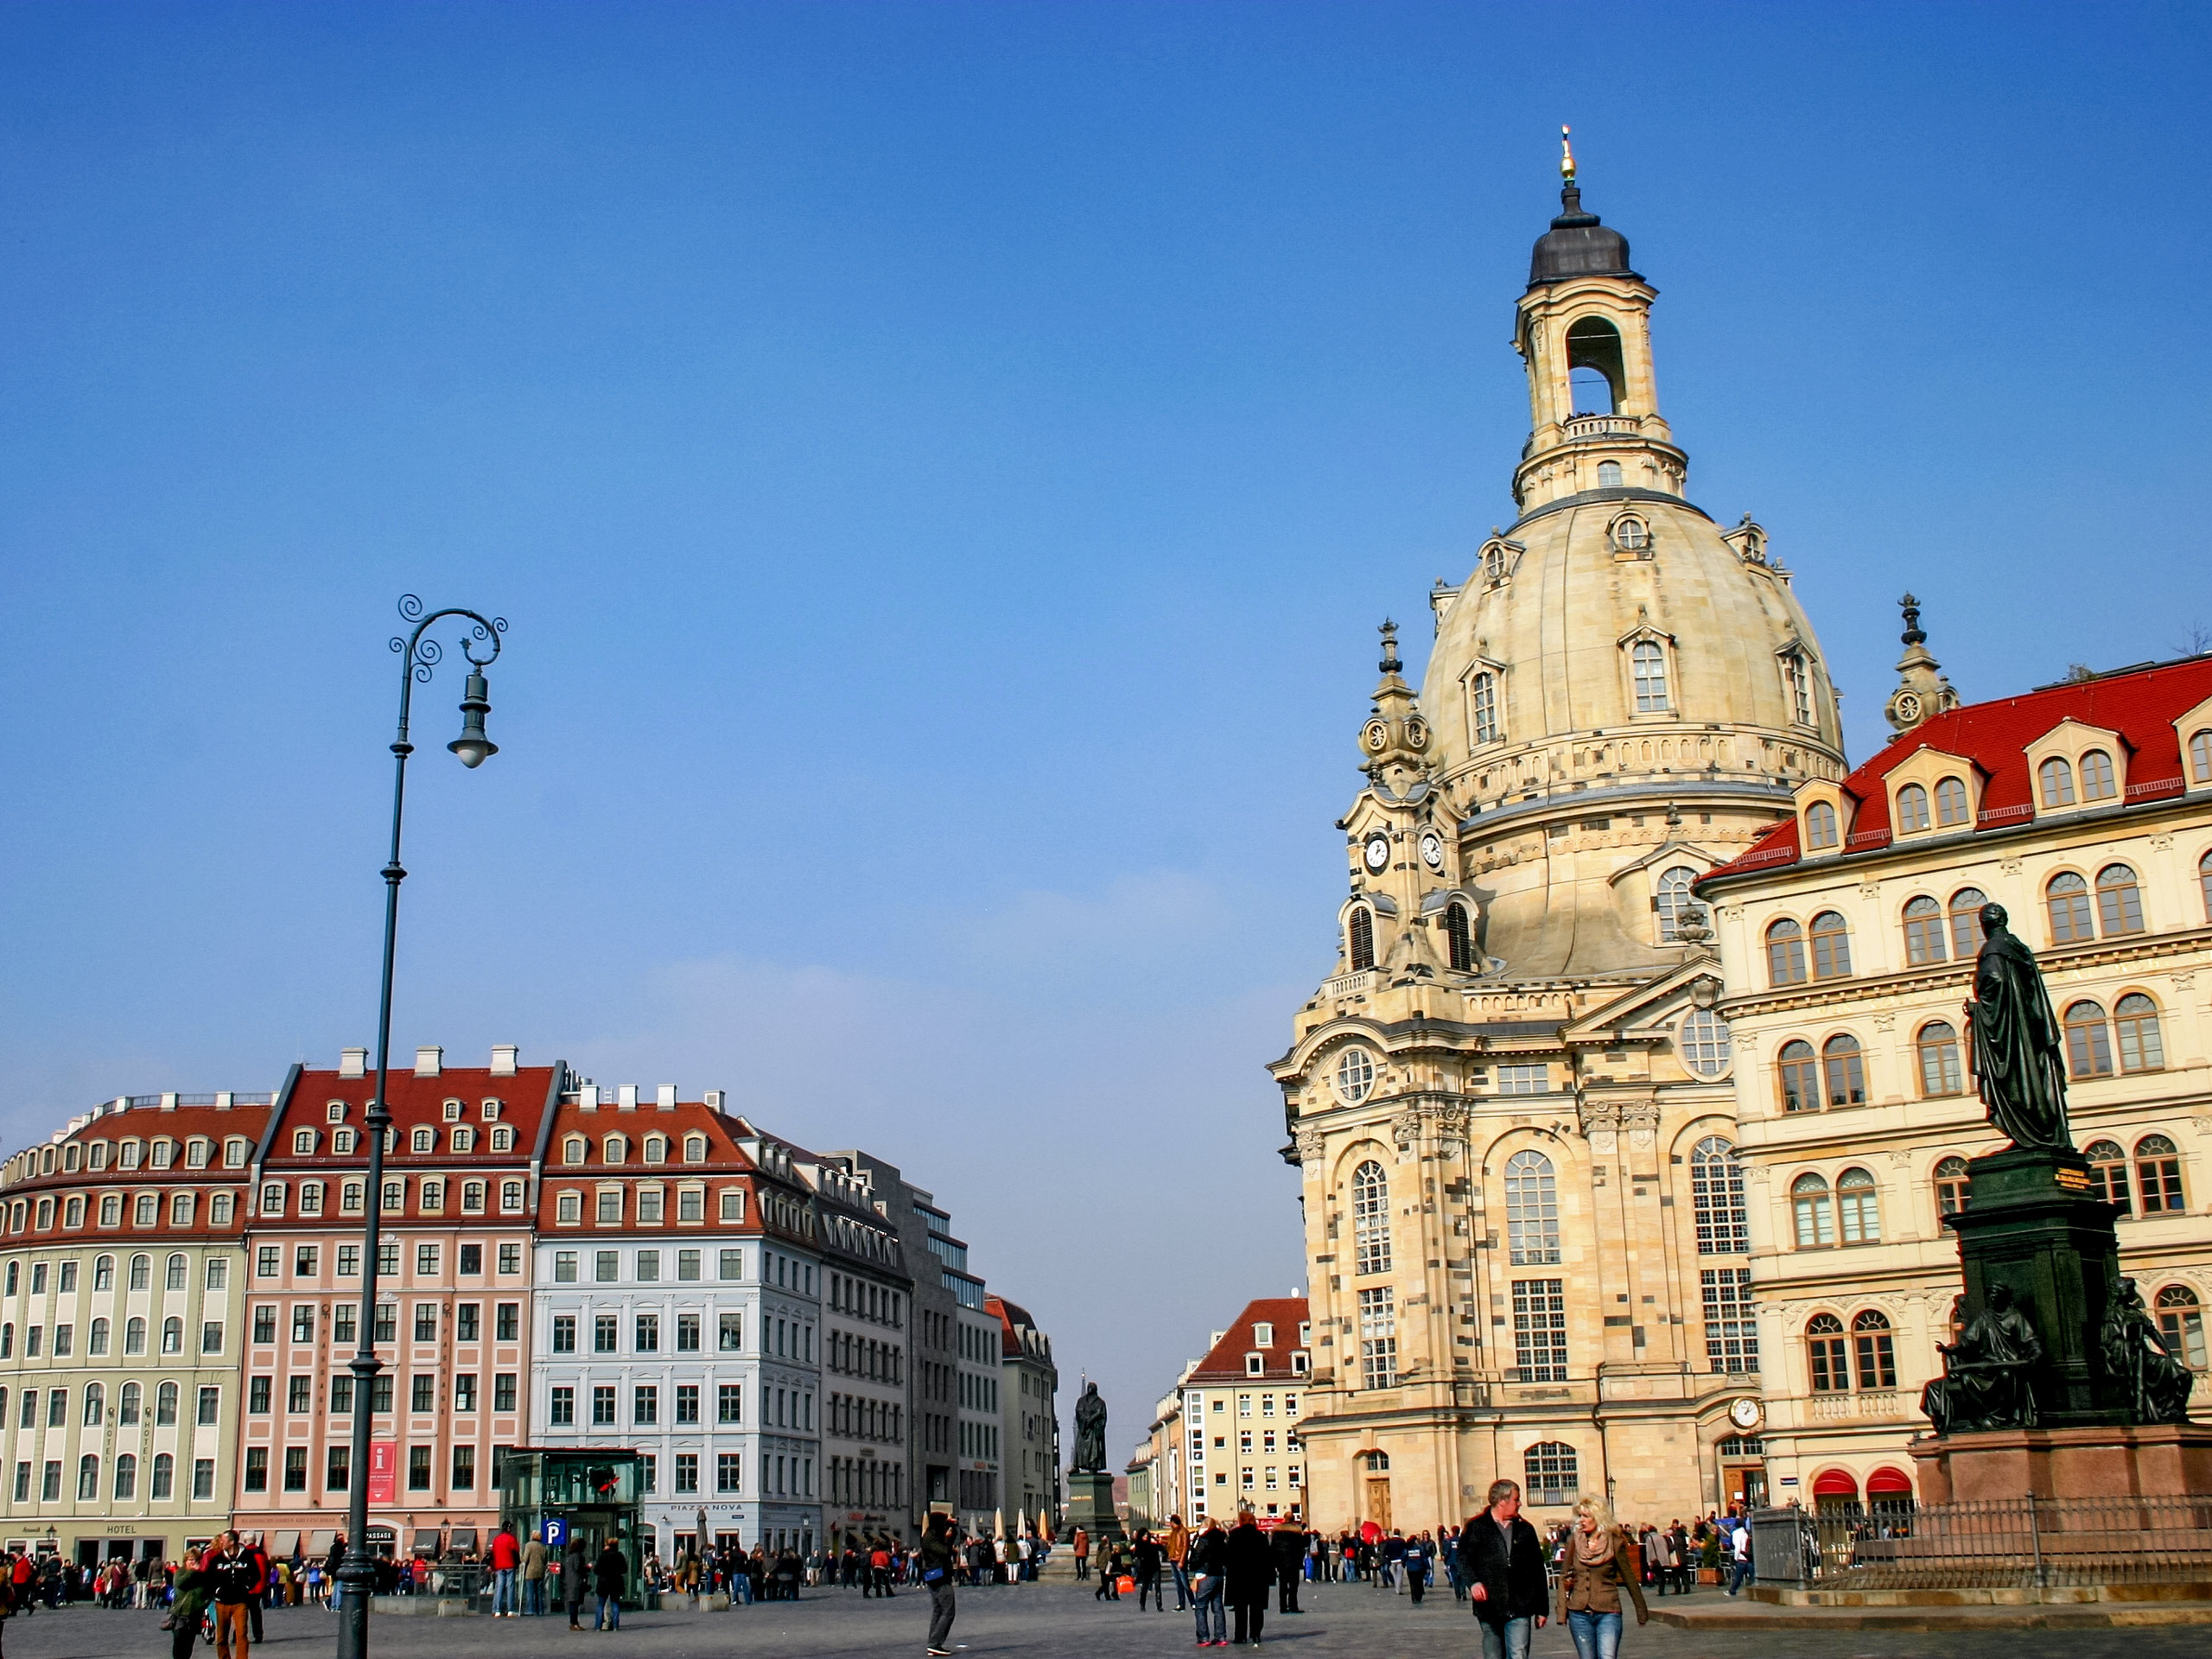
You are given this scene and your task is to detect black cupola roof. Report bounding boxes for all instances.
[1529,185,1636,287]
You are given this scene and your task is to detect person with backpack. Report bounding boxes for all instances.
[918,1511,957,1658]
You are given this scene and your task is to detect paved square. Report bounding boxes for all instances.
[6,1580,2208,1659]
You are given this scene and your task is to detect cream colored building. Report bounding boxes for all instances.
[1274,157,1839,1532]
[1697,645,2212,1511]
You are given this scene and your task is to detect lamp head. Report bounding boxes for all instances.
[448,669,498,768]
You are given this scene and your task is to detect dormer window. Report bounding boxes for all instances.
[683,1134,708,1164]
[1934,776,1971,827]
[481,1099,502,1122]
[410,1128,435,1154]
[442,1100,463,1122]
[1630,640,1669,711]
[1612,514,1650,553]
[1245,1353,1264,1376]
[1896,784,1931,834]
[489,1126,513,1152]
[292,1129,317,1155]
[563,1136,588,1166]
[2191,730,2212,783]
[1470,672,1499,744]
[1597,461,1623,488]
[2079,749,2118,802]
[1784,653,1814,727]
[1254,1322,1274,1348]
[603,1135,628,1166]
[326,1102,346,1122]
[1803,801,1840,851]
[2040,757,2075,807]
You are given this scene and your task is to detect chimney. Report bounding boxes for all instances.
[617,1084,639,1110]
[579,1085,600,1110]
[414,1046,443,1077]
[340,1048,368,1079]
[656,1085,677,1110]
[703,1090,726,1114]
[490,1045,518,1077]
[159,1094,178,1111]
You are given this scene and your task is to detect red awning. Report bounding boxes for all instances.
[1811,1469,1859,1497]
[1865,1467,1913,1495]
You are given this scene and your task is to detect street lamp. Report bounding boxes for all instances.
[335,595,507,1659]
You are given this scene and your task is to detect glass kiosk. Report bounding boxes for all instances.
[497,1448,647,1604]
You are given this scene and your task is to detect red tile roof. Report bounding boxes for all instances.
[1188,1297,1309,1384]
[1705,656,2212,882]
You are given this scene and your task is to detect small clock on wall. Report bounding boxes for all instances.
[1362,832,1391,874]
[1363,720,1390,753]
[1418,830,1446,873]
[1405,716,1428,750]
[1728,1395,1764,1433]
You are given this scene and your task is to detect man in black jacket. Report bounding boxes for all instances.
[1223,1513,1274,1647]
[1269,1525,1306,1614]
[209,1532,260,1659]
[1455,1481,1548,1659]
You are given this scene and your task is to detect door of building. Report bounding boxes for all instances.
[1365,1478,1392,1532]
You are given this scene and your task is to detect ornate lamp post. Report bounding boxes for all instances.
[335,596,507,1659]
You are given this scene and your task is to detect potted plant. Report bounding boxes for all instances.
[1697,1529,1722,1585]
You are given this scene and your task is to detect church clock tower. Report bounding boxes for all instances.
[1269,145,1843,1531]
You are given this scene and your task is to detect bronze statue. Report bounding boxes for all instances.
[1921,1283,2043,1433]
[1964,904,2074,1152]
[2100,1278,2194,1424]
[1071,1381,1109,1473]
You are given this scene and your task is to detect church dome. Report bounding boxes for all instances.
[1529,186,1634,286]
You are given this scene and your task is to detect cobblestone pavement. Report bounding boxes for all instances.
[2,1580,2204,1659]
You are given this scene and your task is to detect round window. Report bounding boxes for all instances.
[1679,1008,1734,1078]
[1615,517,1650,551]
[1334,1048,1376,1104]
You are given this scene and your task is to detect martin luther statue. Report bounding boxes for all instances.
[1071,1382,1109,1474]
[1964,903,2074,1152]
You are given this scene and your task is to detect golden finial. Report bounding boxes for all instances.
[1560,124,1576,185]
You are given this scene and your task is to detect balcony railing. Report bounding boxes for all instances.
[1561,415,1639,439]
[1321,970,1374,999]
[1808,1389,1901,1421]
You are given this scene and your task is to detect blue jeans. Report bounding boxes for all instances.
[595,1592,620,1630]
[1170,1564,1191,1611]
[524,1579,544,1615]
[1727,1556,1753,1594]
[1192,1582,1225,1643]
[494,1569,516,1615]
[1567,1609,1622,1659]
[1478,1615,1535,1659]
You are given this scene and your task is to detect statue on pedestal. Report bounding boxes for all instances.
[1963,904,2073,1151]
[1071,1382,1109,1474]
[1921,1284,2043,1433]
[2100,1278,2194,1424]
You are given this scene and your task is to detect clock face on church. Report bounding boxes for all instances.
[1728,1396,1764,1432]
[1363,833,1390,874]
[1418,831,1445,872]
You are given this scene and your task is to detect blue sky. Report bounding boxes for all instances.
[4,2,2208,1462]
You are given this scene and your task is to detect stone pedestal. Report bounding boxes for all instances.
[1910,1423,2212,1503]
[1061,1471,1120,1543]
[1944,1147,2133,1426]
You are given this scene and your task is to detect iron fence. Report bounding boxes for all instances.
[1753,1496,2212,1591]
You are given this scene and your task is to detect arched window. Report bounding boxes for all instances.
[1895,783,1930,834]
[150,1454,174,1500]
[292,1128,316,1154]
[556,1192,582,1224]
[1443,902,1473,971]
[1567,315,1624,413]
[1689,1136,1746,1254]
[2155,1286,2208,1370]
[683,1134,708,1163]
[2039,756,2075,807]
[1903,896,1947,964]
[2192,731,2212,784]
[1778,1040,1819,1112]
[1916,1020,1963,1096]
[1934,776,1971,827]
[410,1127,434,1154]
[2096,864,2145,936]
[1524,1440,1580,1503]
[2114,993,2165,1072]
[644,1135,667,1166]
[1787,653,1814,727]
[449,1126,474,1154]
[2063,1000,2113,1078]
[1351,1162,1390,1275]
[160,1317,182,1353]
[118,1382,140,1424]
[1348,906,1375,973]
[124,1317,145,1356]
[1654,867,1699,942]
[82,1382,103,1426]
[78,1455,99,1501]
[1630,640,1669,711]
[1767,919,1808,986]
[1806,1313,1849,1390]
[1802,802,1839,851]
[563,1135,587,1166]
[1934,1155,1970,1216]
[88,1317,109,1356]
[602,1135,627,1165]
[2047,872,2094,943]
[1948,887,1988,958]
[113,1453,137,1501]
[156,1382,178,1425]
[1792,1174,1834,1247]
[1471,672,1499,744]
[2202,850,2212,920]
[1678,1008,1732,1078]
[2084,1140,2131,1211]
[1837,1167,1881,1243]
[165,1252,186,1289]
[2136,1135,2185,1214]
[1597,460,1623,488]
[2080,749,2118,801]
[1852,1310,1898,1389]
[1809,912,1853,979]
[92,1255,113,1291]
[1821,1033,1866,1107]
[1504,1150,1561,1266]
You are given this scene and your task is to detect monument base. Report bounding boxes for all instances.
[1910,1423,2212,1503]
[1061,1471,1121,1543]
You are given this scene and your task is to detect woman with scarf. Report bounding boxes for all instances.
[1554,1498,1648,1659]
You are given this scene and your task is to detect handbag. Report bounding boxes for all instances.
[1189,1573,1213,1599]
